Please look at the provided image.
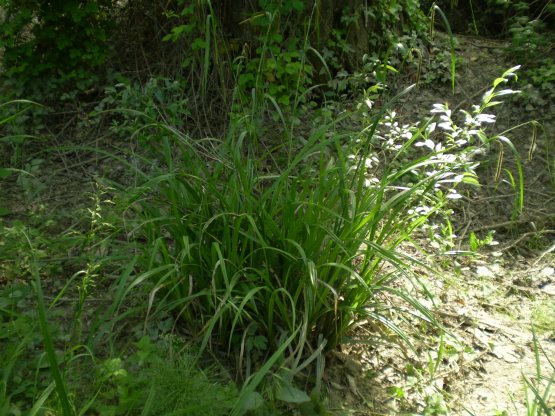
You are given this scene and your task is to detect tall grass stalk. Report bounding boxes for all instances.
[430,4,457,93]
[22,230,73,416]
[521,330,554,416]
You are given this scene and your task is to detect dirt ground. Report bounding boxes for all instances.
[327,34,555,416]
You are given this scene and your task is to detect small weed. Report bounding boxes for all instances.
[469,231,496,252]
[532,300,555,337]
[423,392,449,415]
[520,331,555,416]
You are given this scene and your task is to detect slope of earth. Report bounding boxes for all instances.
[327,33,555,416]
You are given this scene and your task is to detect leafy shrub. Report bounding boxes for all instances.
[507,9,555,107]
[235,31,314,107]
[159,0,429,111]
[360,0,427,50]
[93,77,192,136]
[0,0,115,98]
[509,16,551,63]
[162,0,315,109]
[424,0,554,36]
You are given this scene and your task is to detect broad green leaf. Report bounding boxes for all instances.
[276,382,311,404]
[462,173,480,186]
[493,77,506,88]
[238,391,263,412]
[0,168,12,179]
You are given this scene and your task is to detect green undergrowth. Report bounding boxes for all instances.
[0,1,546,414]
[0,62,529,415]
[92,67,522,410]
[0,287,238,415]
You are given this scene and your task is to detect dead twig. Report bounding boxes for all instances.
[497,230,555,252]
[531,242,555,268]
[469,219,534,233]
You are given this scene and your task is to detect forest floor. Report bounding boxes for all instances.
[327,34,555,415]
[1,33,553,416]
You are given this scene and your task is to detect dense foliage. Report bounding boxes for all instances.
[0,0,114,98]
[1,1,554,415]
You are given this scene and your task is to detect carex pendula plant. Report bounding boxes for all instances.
[109,66,524,382]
